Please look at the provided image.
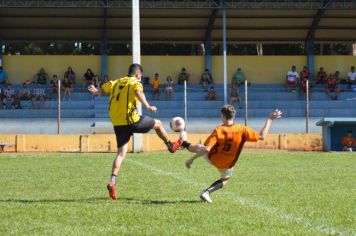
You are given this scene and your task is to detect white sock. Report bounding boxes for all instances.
[110,175,117,184]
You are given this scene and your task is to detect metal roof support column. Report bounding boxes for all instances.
[204,9,218,72]
[132,0,142,152]
[306,39,314,81]
[221,0,227,104]
[100,39,108,79]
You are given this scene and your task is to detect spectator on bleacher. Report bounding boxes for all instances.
[99,75,110,88]
[18,83,32,101]
[299,66,311,97]
[316,67,327,84]
[32,83,46,108]
[64,66,76,85]
[63,76,72,101]
[0,87,3,108]
[165,75,174,100]
[34,68,49,85]
[334,71,343,84]
[325,74,340,100]
[3,84,15,109]
[232,68,245,88]
[141,72,150,85]
[100,75,109,88]
[92,74,100,88]
[178,67,189,85]
[347,66,356,89]
[201,68,214,91]
[82,68,95,91]
[342,130,356,151]
[151,73,160,100]
[206,86,217,101]
[230,83,241,108]
[286,65,299,92]
[0,66,9,86]
[49,75,59,99]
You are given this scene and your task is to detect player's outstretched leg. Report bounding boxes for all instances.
[200,178,229,203]
[107,144,128,200]
[153,119,183,153]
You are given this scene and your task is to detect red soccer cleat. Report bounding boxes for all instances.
[168,138,183,153]
[107,181,118,200]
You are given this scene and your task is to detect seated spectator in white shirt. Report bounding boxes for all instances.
[286,65,299,92]
[347,66,356,89]
[32,83,46,108]
[3,84,16,109]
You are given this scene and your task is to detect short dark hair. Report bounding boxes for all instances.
[348,130,352,133]
[0,66,3,70]
[155,73,159,76]
[128,63,143,76]
[351,66,355,70]
[221,104,236,120]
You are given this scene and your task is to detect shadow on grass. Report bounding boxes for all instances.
[120,197,202,205]
[0,197,108,204]
[0,197,202,205]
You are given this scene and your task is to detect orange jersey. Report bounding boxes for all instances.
[204,124,260,169]
[342,136,356,147]
[151,79,160,89]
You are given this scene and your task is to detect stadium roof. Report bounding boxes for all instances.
[1,0,356,43]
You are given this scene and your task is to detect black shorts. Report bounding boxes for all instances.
[114,115,155,148]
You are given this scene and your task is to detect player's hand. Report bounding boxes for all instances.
[185,159,193,169]
[147,106,157,112]
[269,109,282,120]
[88,84,98,94]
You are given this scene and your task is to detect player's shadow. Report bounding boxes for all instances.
[0,197,202,205]
[120,197,202,205]
[0,197,108,204]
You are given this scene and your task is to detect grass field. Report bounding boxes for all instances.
[0,150,355,235]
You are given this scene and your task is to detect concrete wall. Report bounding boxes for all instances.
[0,133,322,152]
[3,55,356,84]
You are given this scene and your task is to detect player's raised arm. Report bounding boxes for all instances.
[88,84,104,96]
[135,89,157,112]
[259,109,282,140]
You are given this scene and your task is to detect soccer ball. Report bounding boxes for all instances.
[170,117,185,132]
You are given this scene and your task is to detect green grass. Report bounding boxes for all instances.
[0,150,355,235]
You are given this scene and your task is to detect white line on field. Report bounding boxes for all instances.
[127,158,353,236]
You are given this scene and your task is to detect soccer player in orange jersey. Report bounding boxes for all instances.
[182,104,282,203]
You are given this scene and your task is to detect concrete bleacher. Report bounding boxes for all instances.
[0,83,355,134]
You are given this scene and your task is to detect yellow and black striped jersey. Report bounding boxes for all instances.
[102,76,143,126]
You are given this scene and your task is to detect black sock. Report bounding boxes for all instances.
[182,141,191,149]
[206,179,224,193]
[165,141,172,147]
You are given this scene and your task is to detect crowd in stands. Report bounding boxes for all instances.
[0,65,109,109]
[286,65,356,100]
[1,63,356,108]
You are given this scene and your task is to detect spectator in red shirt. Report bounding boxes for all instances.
[299,66,311,97]
[316,67,327,84]
[325,74,340,100]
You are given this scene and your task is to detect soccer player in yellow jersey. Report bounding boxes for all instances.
[182,104,282,203]
[89,64,182,200]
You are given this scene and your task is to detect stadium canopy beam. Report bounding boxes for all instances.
[204,8,219,73]
[1,0,356,9]
[306,0,329,79]
[101,8,108,80]
[221,0,227,105]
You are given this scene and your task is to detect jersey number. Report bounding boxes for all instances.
[222,140,233,152]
